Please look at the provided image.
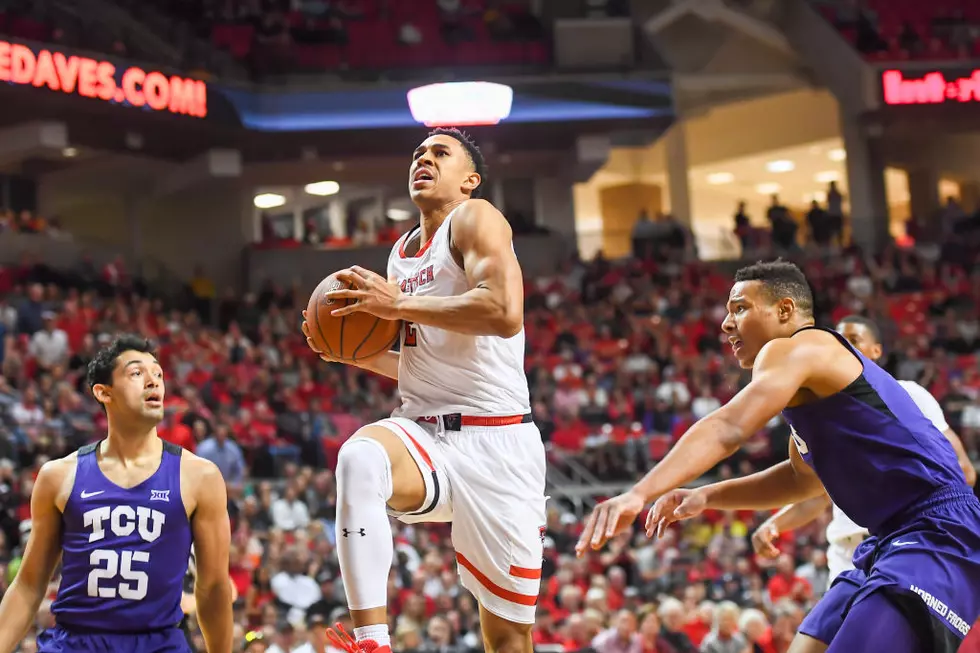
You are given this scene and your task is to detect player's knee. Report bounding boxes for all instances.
[336,437,393,504]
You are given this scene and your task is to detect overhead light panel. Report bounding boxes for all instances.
[254,193,287,209]
[828,148,847,162]
[766,160,795,173]
[756,183,782,195]
[305,181,340,196]
[706,172,734,185]
[814,171,839,184]
[386,208,414,221]
[407,81,514,127]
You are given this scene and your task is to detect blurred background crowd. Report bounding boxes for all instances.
[0,0,979,650]
[0,214,978,652]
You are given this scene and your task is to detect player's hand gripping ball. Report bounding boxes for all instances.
[303,268,402,364]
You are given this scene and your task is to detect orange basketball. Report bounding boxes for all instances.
[305,271,402,363]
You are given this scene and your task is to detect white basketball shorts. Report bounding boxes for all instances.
[372,416,547,625]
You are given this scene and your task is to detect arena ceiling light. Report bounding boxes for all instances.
[766,160,795,173]
[814,171,839,184]
[756,182,782,195]
[407,81,513,127]
[706,172,734,185]
[386,208,414,221]
[253,193,287,209]
[62,147,78,158]
[828,148,847,162]
[304,181,340,196]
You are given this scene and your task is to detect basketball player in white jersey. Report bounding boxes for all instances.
[301,128,545,653]
[752,315,976,582]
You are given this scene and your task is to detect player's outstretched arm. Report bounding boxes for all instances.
[751,493,832,558]
[189,458,234,653]
[0,460,65,653]
[697,438,826,512]
[577,337,820,553]
[326,200,524,337]
[634,337,814,502]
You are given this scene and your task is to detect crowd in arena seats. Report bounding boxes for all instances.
[0,209,66,238]
[0,0,549,78]
[813,0,980,60]
[1,221,980,651]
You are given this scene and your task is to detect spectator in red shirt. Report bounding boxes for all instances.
[562,613,594,652]
[682,601,713,647]
[739,608,776,653]
[157,409,196,452]
[531,610,563,647]
[766,554,813,605]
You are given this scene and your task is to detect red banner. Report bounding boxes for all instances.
[0,40,207,118]
[882,68,980,106]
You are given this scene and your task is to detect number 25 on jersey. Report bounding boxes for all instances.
[83,505,165,602]
[88,549,149,600]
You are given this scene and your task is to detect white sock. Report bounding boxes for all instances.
[335,438,394,614]
[353,624,391,648]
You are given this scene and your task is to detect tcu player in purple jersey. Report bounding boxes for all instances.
[0,335,233,653]
[578,260,980,653]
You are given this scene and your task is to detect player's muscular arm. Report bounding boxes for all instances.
[189,458,234,653]
[631,337,821,503]
[700,441,827,511]
[396,200,524,337]
[0,460,66,653]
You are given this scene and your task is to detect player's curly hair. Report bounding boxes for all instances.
[428,127,487,199]
[86,334,157,400]
[734,258,814,317]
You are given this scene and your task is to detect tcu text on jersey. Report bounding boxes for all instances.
[83,505,166,600]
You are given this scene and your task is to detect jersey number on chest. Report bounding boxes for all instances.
[404,321,418,347]
[83,505,166,601]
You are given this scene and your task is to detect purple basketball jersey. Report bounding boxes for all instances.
[51,440,191,632]
[782,327,966,536]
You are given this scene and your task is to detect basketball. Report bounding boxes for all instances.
[305,271,402,363]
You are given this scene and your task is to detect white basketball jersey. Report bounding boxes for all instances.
[386,208,530,418]
[826,379,951,544]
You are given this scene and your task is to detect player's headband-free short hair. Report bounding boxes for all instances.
[838,315,882,343]
[733,258,814,317]
[427,127,487,199]
[86,334,158,392]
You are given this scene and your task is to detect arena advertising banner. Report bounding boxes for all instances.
[0,38,673,134]
[881,67,980,106]
[0,39,208,118]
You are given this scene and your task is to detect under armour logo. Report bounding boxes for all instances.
[342,528,366,537]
